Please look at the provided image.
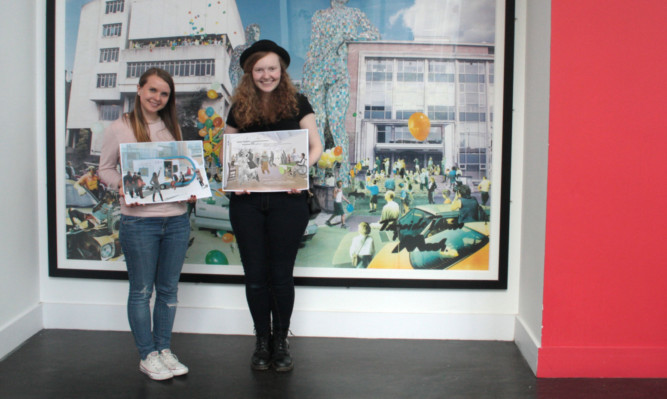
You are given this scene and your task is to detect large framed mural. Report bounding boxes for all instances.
[47,0,515,288]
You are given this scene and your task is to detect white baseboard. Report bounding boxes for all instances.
[514,316,540,374]
[0,304,43,361]
[43,303,516,341]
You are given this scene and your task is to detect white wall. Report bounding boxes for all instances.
[0,0,551,360]
[0,0,43,360]
[40,275,521,340]
[513,0,550,374]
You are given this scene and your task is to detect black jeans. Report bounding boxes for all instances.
[229,192,309,335]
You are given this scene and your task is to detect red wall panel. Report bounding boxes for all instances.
[539,0,667,377]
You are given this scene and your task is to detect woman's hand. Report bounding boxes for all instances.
[117,189,137,207]
[120,194,143,207]
[287,188,303,195]
[177,195,198,204]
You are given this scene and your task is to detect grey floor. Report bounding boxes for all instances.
[0,330,664,399]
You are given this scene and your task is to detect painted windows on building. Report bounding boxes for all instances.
[428,105,456,121]
[459,112,486,122]
[457,61,487,122]
[428,60,456,83]
[425,60,456,125]
[394,125,417,143]
[459,129,488,149]
[365,58,461,122]
[363,59,491,125]
[395,109,420,120]
[365,58,393,120]
[458,62,486,83]
[395,60,425,118]
[376,124,443,145]
[397,59,424,82]
[397,125,443,144]
[99,104,121,121]
[365,105,391,119]
[458,123,489,174]
[99,48,119,63]
[96,73,117,88]
[126,60,215,78]
[459,148,487,173]
[456,61,492,175]
[376,125,387,143]
[102,23,122,37]
[105,0,124,14]
[366,58,393,81]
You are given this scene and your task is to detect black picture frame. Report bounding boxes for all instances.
[47,0,514,289]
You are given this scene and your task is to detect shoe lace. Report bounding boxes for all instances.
[255,334,271,352]
[161,350,181,367]
[274,329,292,352]
[146,352,168,371]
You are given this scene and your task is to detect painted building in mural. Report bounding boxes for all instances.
[66,0,245,155]
[346,41,495,182]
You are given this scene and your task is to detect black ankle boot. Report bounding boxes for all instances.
[272,329,293,372]
[251,334,272,370]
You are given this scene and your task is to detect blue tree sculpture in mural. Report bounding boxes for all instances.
[302,0,380,183]
[229,24,261,91]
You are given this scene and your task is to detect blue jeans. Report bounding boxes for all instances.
[119,213,190,359]
[229,192,309,335]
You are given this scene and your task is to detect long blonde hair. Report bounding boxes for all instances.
[124,68,182,142]
[230,52,298,129]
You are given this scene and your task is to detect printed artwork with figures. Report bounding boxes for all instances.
[119,141,212,205]
[222,130,310,192]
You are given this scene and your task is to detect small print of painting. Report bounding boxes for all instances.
[119,141,212,205]
[222,129,310,192]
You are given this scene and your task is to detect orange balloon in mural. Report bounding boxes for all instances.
[198,109,208,123]
[221,233,234,243]
[333,146,343,156]
[408,112,430,141]
[213,116,223,127]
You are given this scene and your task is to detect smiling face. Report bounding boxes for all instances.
[137,75,171,121]
[251,52,282,96]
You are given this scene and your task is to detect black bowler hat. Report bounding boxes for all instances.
[240,39,291,69]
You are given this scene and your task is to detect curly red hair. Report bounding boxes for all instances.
[230,52,298,129]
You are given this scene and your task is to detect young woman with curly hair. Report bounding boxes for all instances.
[223,40,322,372]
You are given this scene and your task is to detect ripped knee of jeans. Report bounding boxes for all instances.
[129,284,153,302]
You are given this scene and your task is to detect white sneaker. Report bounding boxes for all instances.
[140,351,173,380]
[160,349,189,376]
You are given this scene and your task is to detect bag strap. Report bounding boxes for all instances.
[355,236,370,256]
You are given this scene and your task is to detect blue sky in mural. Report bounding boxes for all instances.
[235,0,416,44]
[65,0,89,71]
[234,0,416,79]
[236,0,495,79]
[65,0,496,78]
